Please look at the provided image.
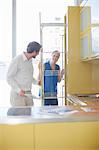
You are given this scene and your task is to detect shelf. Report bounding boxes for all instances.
[81,55,99,61]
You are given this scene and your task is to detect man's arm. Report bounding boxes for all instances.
[7,59,21,93]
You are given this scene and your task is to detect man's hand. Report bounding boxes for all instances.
[19,89,25,96]
[38,80,41,85]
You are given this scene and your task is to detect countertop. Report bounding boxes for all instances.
[0,105,99,125]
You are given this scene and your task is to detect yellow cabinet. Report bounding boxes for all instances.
[1,124,35,150]
[67,6,92,94]
[0,121,99,150]
[35,122,99,150]
[0,125,3,149]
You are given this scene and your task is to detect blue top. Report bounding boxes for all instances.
[44,61,60,97]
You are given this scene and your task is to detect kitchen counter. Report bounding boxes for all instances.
[0,105,99,150]
[0,105,99,125]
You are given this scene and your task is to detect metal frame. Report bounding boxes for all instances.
[39,12,66,105]
[12,0,16,58]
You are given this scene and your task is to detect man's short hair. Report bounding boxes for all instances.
[27,41,42,53]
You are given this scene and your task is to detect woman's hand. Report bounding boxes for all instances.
[61,69,65,78]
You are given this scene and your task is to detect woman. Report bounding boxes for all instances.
[39,50,64,105]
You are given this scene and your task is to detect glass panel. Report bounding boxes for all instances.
[78,0,86,6]
[16,0,74,53]
[42,26,65,106]
[0,0,12,107]
[16,0,40,54]
[91,27,99,55]
[0,0,12,62]
[41,12,64,24]
[81,35,89,59]
[80,6,91,32]
[40,0,74,23]
[86,0,99,24]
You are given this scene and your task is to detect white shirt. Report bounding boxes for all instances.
[7,53,37,93]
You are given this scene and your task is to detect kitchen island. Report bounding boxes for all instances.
[0,105,99,150]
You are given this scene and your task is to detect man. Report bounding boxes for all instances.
[7,41,42,106]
